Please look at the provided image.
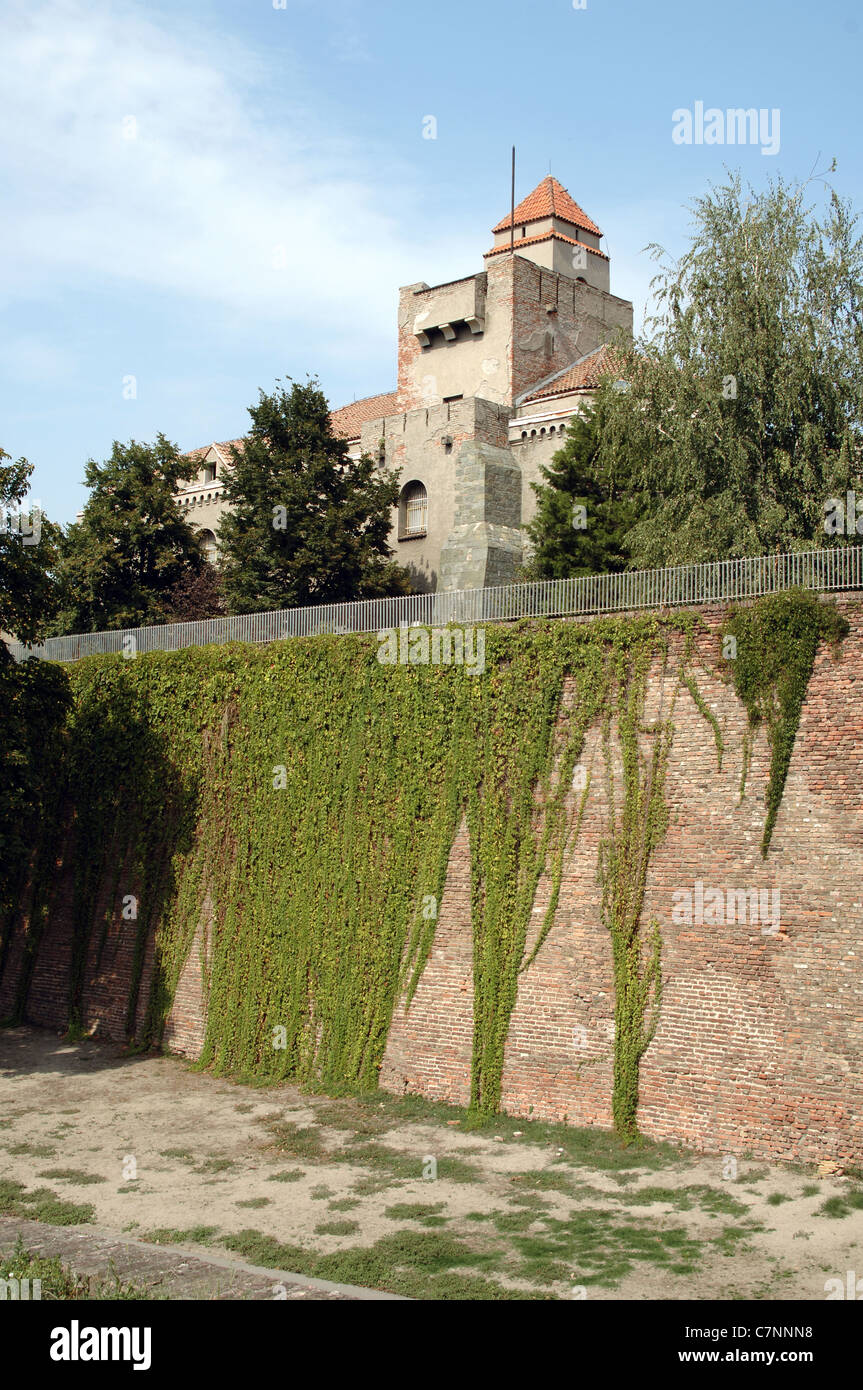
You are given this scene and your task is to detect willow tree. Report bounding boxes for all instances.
[588,172,863,567]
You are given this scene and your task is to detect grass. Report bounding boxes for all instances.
[7,1142,56,1158]
[236,1197,271,1209]
[141,1226,219,1245]
[265,1169,304,1183]
[221,1226,534,1300]
[0,1236,154,1300]
[195,1157,236,1175]
[384,1202,448,1227]
[0,1178,94,1226]
[38,1168,107,1186]
[816,1191,863,1219]
[314,1219,360,1236]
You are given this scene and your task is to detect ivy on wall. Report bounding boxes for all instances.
[722,589,849,855]
[1,590,847,1139]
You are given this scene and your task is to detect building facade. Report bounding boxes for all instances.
[179,176,633,592]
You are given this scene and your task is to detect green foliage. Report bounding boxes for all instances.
[0,1236,152,1299]
[217,378,411,613]
[52,435,204,634]
[9,594,844,1139]
[723,590,849,854]
[588,173,863,566]
[0,657,71,1011]
[598,633,674,1139]
[523,397,638,578]
[0,448,62,645]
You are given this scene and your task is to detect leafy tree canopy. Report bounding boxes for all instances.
[53,435,204,633]
[529,170,863,574]
[0,449,62,652]
[217,378,411,613]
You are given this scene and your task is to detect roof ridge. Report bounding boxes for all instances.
[514,345,609,405]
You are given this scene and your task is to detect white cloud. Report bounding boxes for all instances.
[0,0,472,339]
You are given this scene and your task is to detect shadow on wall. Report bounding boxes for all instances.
[0,666,201,1043]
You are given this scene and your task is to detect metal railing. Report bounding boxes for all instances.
[6,546,862,664]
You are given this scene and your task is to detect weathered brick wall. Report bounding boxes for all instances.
[383,597,863,1162]
[4,597,862,1162]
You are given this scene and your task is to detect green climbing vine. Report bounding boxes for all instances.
[4,590,847,1140]
[723,590,848,855]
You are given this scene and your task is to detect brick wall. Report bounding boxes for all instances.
[383,597,863,1162]
[4,596,862,1162]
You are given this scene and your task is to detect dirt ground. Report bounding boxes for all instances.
[1,1026,860,1300]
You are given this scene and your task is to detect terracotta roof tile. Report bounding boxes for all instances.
[520,344,625,403]
[329,390,399,439]
[485,229,608,262]
[492,176,602,237]
[185,391,399,465]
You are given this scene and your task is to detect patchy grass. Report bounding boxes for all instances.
[7,1142,56,1159]
[38,1168,107,1186]
[816,1191,863,1219]
[195,1157,235,1175]
[236,1197,271,1209]
[0,1178,94,1226]
[265,1169,304,1183]
[141,1226,219,1246]
[384,1202,448,1227]
[313,1219,360,1236]
[222,1226,533,1301]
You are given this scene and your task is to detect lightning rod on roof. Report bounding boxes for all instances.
[510,146,515,258]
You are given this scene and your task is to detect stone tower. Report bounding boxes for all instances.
[182,176,634,595]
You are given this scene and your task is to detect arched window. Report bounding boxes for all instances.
[398,481,428,538]
[199,529,218,564]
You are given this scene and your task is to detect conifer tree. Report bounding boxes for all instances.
[524,389,637,578]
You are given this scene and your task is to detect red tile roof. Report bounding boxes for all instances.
[329,390,399,439]
[185,438,244,465]
[492,176,602,237]
[520,344,625,403]
[185,391,399,466]
[485,229,608,262]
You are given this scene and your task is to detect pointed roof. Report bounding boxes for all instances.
[492,176,602,238]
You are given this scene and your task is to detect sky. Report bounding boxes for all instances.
[2,0,861,525]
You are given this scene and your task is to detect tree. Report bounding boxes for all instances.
[161,564,226,623]
[0,449,61,650]
[0,450,70,940]
[591,171,863,567]
[53,436,205,633]
[217,378,411,613]
[524,388,639,578]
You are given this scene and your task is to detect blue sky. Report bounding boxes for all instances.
[2,0,861,525]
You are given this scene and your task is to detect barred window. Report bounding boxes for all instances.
[400,481,428,538]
